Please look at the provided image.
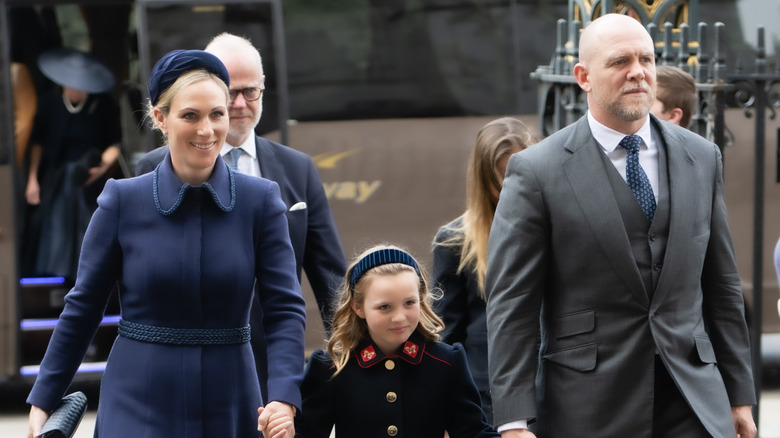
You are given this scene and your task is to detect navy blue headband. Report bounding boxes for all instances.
[350,248,420,288]
[149,49,230,105]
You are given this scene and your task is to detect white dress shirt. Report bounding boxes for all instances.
[220,135,262,178]
[588,111,659,202]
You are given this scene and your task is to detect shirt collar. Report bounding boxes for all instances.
[587,111,653,153]
[353,331,426,368]
[220,135,257,160]
[153,151,235,216]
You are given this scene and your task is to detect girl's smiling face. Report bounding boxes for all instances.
[352,271,421,356]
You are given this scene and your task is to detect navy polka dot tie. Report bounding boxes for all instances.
[228,147,242,172]
[619,135,656,222]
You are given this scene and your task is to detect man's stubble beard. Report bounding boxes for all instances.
[227,100,262,145]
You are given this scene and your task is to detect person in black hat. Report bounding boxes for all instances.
[27,49,305,438]
[23,47,122,280]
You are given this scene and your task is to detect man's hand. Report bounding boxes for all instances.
[258,401,295,438]
[501,429,537,438]
[732,405,756,438]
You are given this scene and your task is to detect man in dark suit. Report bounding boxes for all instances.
[135,33,347,400]
[485,14,756,438]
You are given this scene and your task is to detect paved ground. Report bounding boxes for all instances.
[2,383,779,437]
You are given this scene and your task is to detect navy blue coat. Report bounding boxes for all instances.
[432,217,493,424]
[296,332,499,438]
[28,154,307,437]
[135,136,346,397]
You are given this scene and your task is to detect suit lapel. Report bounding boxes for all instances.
[255,136,277,181]
[255,136,293,209]
[649,120,697,306]
[563,118,650,307]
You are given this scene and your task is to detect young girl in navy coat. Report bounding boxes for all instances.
[294,245,499,438]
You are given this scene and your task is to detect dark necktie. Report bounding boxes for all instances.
[228,147,243,172]
[619,135,656,222]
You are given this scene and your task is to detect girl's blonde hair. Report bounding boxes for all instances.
[436,117,534,299]
[326,244,444,377]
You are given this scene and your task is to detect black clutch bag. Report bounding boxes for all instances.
[38,391,88,438]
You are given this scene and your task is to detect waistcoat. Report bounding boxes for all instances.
[598,127,670,299]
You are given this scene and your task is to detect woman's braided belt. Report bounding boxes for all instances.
[118,319,250,345]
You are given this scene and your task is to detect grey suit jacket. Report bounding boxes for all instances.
[485,115,755,437]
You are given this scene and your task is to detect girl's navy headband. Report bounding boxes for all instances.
[149,49,230,106]
[349,248,419,288]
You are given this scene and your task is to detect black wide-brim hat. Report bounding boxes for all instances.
[37,47,115,94]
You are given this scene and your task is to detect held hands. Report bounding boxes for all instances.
[732,405,757,438]
[257,401,295,438]
[27,404,49,438]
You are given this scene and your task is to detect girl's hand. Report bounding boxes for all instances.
[257,401,295,438]
[28,404,49,438]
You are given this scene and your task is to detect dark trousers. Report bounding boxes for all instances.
[652,356,712,438]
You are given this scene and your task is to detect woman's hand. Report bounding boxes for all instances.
[26,177,40,205]
[28,404,49,438]
[83,145,120,186]
[257,401,295,438]
[84,161,112,186]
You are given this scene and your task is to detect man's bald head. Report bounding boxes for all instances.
[579,14,653,67]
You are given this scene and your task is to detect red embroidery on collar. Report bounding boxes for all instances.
[361,345,376,362]
[403,341,418,357]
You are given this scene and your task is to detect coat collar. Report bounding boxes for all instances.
[354,331,426,368]
[153,152,236,215]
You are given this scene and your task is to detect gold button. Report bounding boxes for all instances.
[385,359,395,370]
[386,391,397,403]
[387,425,398,436]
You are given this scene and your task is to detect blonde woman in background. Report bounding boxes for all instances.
[432,117,535,425]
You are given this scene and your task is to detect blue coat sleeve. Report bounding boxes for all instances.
[27,179,123,410]
[254,180,308,409]
[444,343,500,438]
[295,350,336,438]
[433,224,470,345]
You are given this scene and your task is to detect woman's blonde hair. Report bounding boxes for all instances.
[145,69,229,136]
[437,117,534,299]
[326,244,444,377]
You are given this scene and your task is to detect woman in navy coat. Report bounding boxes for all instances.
[432,117,534,424]
[27,50,306,438]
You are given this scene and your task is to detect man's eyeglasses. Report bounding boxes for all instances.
[228,85,264,102]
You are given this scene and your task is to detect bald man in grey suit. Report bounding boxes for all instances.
[485,14,756,438]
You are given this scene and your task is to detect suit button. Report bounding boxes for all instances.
[386,391,397,403]
[385,360,395,370]
[648,233,656,241]
[387,425,398,436]
[653,263,662,271]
